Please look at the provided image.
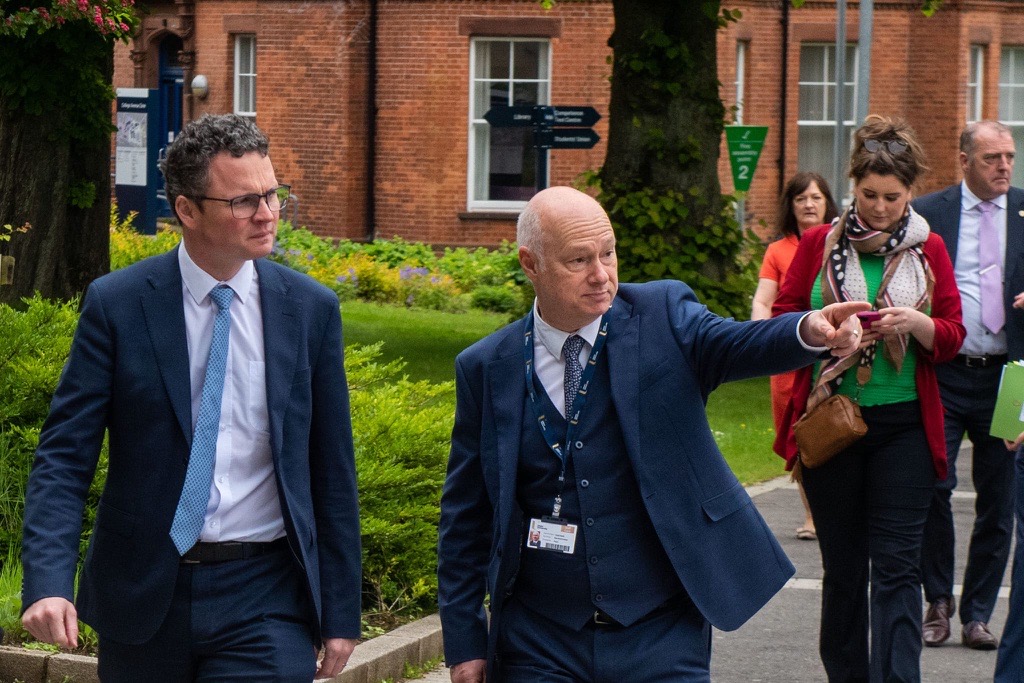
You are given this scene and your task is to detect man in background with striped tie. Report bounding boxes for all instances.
[914,121,1024,655]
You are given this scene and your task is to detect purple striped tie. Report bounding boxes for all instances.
[978,201,1005,335]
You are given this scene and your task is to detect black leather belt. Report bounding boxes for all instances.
[591,593,691,628]
[180,537,288,564]
[953,353,1007,369]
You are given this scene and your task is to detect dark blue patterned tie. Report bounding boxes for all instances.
[169,285,234,555]
[563,334,585,417]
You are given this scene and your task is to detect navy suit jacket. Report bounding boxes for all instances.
[913,184,1024,358]
[437,280,817,670]
[21,247,361,644]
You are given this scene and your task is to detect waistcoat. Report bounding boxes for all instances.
[513,352,683,629]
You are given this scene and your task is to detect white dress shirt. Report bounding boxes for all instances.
[531,301,604,418]
[178,245,285,542]
[956,181,1008,356]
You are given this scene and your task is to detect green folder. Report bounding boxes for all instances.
[990,362,1024,441]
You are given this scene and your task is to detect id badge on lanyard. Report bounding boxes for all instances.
[523,312,609,540]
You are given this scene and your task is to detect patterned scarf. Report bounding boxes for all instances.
[805,203,934,414]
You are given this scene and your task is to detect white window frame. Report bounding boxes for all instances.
[967,45,984,123]
[735,40,748,124]
[234,35,256,118]
[796,43,858,197]
[467,38,552,212]
[999,46,1024,186]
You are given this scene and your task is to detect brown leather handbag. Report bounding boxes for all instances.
[792,394,867,468]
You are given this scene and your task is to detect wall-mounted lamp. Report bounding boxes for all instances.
[190,74,209,100]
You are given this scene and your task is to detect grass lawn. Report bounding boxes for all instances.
[705,376,788,484]
[341,301,785,484]
[341,300,508,384]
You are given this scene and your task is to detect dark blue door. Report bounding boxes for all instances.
[156,35,184,217]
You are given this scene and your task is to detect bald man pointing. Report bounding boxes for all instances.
[437,187,867,682]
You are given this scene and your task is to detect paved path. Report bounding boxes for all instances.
[413,444,1013,682]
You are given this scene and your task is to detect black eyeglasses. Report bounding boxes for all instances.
[864,138,908,155]
[197,185,291,219]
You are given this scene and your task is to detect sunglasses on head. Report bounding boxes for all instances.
[864,138,908,155]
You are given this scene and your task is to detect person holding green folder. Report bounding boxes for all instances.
[996,365,1024,681]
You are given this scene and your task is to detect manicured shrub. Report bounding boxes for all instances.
[361,236,436,268]
[437,242,524,290]
[346,344,453,618]
[0,296,79,431]
[109,206,181,272]
[396,267,469,313]
[269,222,532,314]
[470,283,527,315]
[0,296,106,566]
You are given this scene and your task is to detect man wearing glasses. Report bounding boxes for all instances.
[913,120,1024,653]
[20,114,361,681]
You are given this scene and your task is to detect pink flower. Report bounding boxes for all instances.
[119,21,128,31]
[78,0,89,11]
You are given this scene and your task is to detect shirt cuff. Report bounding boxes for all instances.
[796,311,829,352]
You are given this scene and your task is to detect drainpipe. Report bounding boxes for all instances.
[366,0,378,242]
[856,0,873,125]
[778,0,789,197]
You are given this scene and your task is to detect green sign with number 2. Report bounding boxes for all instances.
[725,125,768,193]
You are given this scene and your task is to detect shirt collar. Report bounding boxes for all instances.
[532,299,604,360]
[961,180,1007,212]
[178,243,256,306]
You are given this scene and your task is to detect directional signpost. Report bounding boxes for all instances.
[484,105,602,190]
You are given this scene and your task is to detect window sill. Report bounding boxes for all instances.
[458,211,521,221]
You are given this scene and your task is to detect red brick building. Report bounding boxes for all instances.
[113,0,1024,246]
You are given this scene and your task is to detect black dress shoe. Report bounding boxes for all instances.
[923,596,955,647]
[962,621,998,650]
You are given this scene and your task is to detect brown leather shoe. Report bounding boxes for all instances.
[923,596,955,647]
[962,621,998,650]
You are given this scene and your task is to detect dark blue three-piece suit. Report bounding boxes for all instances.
[438,281,821,680]
[21,248,361,677]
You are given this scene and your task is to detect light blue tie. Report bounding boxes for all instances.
[169,285,235,555]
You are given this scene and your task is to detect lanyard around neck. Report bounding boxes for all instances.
[523,311,609,463]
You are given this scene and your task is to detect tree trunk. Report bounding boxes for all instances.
[604,1,723,197]
[598,0,748,314]
[0,41,111,306]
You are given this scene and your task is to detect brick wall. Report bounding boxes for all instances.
[112,0,1024,247]
[373,0,612,246]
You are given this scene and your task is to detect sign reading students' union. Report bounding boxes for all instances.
[725,125,768,193]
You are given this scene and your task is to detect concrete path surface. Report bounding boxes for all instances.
[415,444,1013,682]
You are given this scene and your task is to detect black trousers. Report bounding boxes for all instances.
[802,401,935,683]
[921,361,1015,624]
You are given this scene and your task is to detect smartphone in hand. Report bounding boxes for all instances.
[856,311,882,328]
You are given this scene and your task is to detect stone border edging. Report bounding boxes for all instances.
[0,612,444,683]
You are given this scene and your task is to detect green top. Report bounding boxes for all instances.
[811,253,918,406]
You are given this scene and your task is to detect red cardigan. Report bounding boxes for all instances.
[772,224,966,479]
